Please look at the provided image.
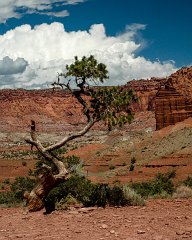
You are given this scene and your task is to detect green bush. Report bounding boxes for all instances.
[56,194,81,210]
[0,192,16,206]
[10,177,36,200]
[47,175,95,207]
[3,178,10,184]
[108,184,127,206]
[46,175,145,209]
[0,177,35,207]
[183,176,192,187]
[131,171,176,198]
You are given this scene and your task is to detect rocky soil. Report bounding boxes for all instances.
[0,199,192,240]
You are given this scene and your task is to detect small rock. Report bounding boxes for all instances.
[78,207,96,213]
[101,224,108,229]
[176,230,185,235]
[137,230,146,234]
[110,230,115,234]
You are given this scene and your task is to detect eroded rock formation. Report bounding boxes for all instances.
[155,85,192,130]
[154,67,192,130]
[0,67,191,132]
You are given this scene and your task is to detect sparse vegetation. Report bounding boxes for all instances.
[130,170,176,198]
[22,161,27,166]
[173,185,192,199]
[109,164,115,170]
[3,178,10,184]
[183,175,192,187]
[129,157,136,171]
[0,177,35,207]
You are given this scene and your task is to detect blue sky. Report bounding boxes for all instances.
[0,0,191,89]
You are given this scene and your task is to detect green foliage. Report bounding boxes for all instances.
[3,178,10,184]
[65,55,109,84]
[47,175,95,207]
[0,177,36,206]
[64,155,81,169]
[90,86,136,130]
[0,192,16,206]
[60,55,136,130]
[131,170,176,198]
[46,176,144,208]
[10,177,36,200]
[56,194,81,210]
[183,175,192,187]
[108,184,128,206]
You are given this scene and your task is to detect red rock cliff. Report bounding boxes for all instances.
[155,67,192,130]
[0,67,191,132]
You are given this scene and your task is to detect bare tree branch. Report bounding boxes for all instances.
[44,118,94,152]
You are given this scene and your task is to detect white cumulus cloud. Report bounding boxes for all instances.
[0,22,177,89]
[0,0,85,23]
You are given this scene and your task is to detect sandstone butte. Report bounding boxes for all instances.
[0,66,191,132]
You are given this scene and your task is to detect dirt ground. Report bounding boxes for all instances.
[0,198,192,240]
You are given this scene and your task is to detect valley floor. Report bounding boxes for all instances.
[0,198,192,240]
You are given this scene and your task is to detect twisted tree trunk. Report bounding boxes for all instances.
[24,119,93,212]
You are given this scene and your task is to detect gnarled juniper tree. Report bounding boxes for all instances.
[24,55,136,212]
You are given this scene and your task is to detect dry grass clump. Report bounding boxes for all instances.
[173,185,192,199]
[122,185,145,206]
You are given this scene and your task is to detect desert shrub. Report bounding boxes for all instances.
[0,192,16,206]
[131,170,176,198]
[109,164,115,170]
[183,176,192,187]
[10,177,36,200]
[46,175,145,209]
[64,155,81,169]
[107,184,145,206]
[129,157,136,171]
[46,175,95,207]
[3,178,10,184]
[108,184,127,206]
[22,161,27,167]
[173,185,192,199]
[122,185,145,206]
[0,184,5,190]
[0,177,35,206]
[90,183,110,207]
[55,194,81,210]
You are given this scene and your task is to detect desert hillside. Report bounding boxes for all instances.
[0,67,191,183]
